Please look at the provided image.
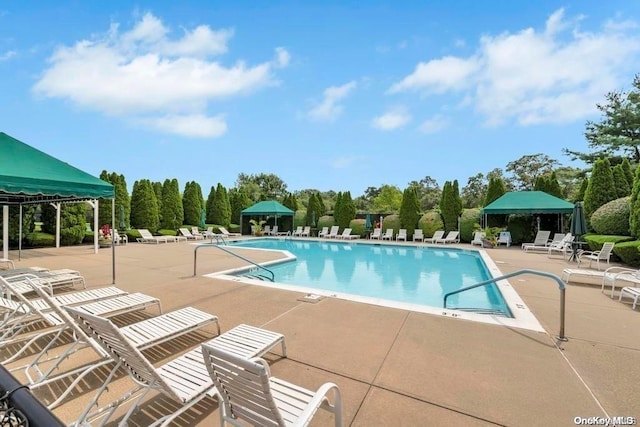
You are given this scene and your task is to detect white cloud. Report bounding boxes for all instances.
[419,115,450,134]
[330,155,359,169]
[32,12,289,138]
[308,81,357,122]
[140,114,227,137]
[388,9,640,126]
[372,106,411,130]
[0,50,15,61]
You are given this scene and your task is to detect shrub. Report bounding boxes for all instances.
[459,208,481,243]
[317,215,334,230]
[590,197,630,236]
[582,234,633,251]
[158,229,177,236]
[399,186,421,232]
[382,214,400,236]
[506,214,534,245]
[349,219,366,237]
[83,231,95,244]
[294,210,307,227]
[126,229,141,242]
[584,157,617,228]
[25,232,55,247]
[228,224,241,233]
[60,225,85,245]
[612,241,640,267]
[418,211,444,238]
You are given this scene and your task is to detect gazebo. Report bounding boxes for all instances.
[0,132,115,279]
[481,191,574,230]
[240,201,294,235]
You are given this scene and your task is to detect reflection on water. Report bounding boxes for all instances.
[229,240,509,314]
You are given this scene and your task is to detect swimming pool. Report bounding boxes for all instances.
[224,239,511,316]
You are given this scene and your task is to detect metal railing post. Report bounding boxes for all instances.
[443,269,568,342]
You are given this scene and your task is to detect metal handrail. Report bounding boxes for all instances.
[443,269,567,341]
[210,234,228,245]
[193,243,275,282]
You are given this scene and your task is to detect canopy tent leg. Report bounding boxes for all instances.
[85,200,99,254]
[50,202,61,249]
[112,198,116,285]
[18,204,22,261]
[2,206,8,260]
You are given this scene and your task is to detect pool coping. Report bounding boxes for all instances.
[203,238,545,333]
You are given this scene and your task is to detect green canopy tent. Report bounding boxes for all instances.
[481,191,574,232]
[0,132,115,281]
[240,201,294,235]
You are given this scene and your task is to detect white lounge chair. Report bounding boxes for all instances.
[381,229,393,240]
[497,231,512,247]
[292,226,303,236]
[522,230,552,251]
[370,228,382,240]
[424,230,445,244]
[436,231,459,244]
[317,226,329,238]
[66,307,286,427]
[601,267,640,297]
[578,242,615,270]
[471,232,485,247]
[218,226,241,237]
[339,228,358,240]
[301,226,311,237]
[1,270,86,295]
[547,233,574,259]
[269,225,280,236]
[561,265,631,287]
[619,286,640,310]
[327,226,340,239]
[179,227,204,240]
[263,225,271,235]
[137,229,174,244]
[22,283,219,407]
[191,226,204,238]
[202,345,343,427]
[413,229,424,242]
[396,229,407,241]
[549,233,565,245]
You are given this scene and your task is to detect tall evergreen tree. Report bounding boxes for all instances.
[621,158,634,189]
[205,186,217,223]
[97,171,130,228]
[440,181,463,232]
[533,176,549,193]
[399,186,421,232]
[484,176,506,206]
[229,188,251,225]
[546,172,563,198]
[584,158,617,227]
[333,192,343,227]
[161,178,183,229]
[306,193,321,226]
[337,191,356,230]
[575,178,589,202]
[182,181,203,226]
[612,164,631,198]
[152,181,163,227]
[212,183,231,227]
[315,192,326,217]
[630,167,640,238]
[452,180,463,216]
[130,179,159,232]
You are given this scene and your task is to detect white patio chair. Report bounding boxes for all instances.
[202,345,343,427]
[317,227,329,238]
[381,229,394,240]
[578,242,615,270]
[66,308,286,427]
[339,228,358,240]
[370,228,382,240]
[424,230,445,243]
[137,229,174,244]
[327,226,340,238]
[179,227,204,240]
[497,231,512,247]
[436,231,459,244]
[292,226,303,237]
[470,232,485,247]
[301,226,311,237]
[413,229,424,242]
[396,229,407,241]
[522,230,551,251]
[619,286,640,310]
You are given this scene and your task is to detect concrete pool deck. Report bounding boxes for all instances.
[2,238,639,426]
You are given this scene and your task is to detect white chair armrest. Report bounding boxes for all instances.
[297,382,343,424]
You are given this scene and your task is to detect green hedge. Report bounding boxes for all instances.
[418,211,444,239]
[382,214,400,236]
[60,225,85,246]
[158,229,178,236]
[349,219,366,237]
[612,241,640,267]
[507,214,534,245]
[82,231,95,244]
[460,208,480,243]
[582,234,633,251]
[25,232,55,247]
[590,197,630,236]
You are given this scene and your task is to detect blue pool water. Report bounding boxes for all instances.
[227,239,511,316]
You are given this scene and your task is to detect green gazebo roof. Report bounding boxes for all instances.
[481,191,574,214]
[241,200,294,216]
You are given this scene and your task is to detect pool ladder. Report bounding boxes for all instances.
[193,243,275,282]
[443,269,567,341]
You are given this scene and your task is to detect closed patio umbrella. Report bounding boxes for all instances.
[365,213,372,230]
[569,202,587,261]
[119,205,126,230]
[199,208,206,230]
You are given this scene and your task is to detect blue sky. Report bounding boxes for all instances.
[2,1,640,197]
